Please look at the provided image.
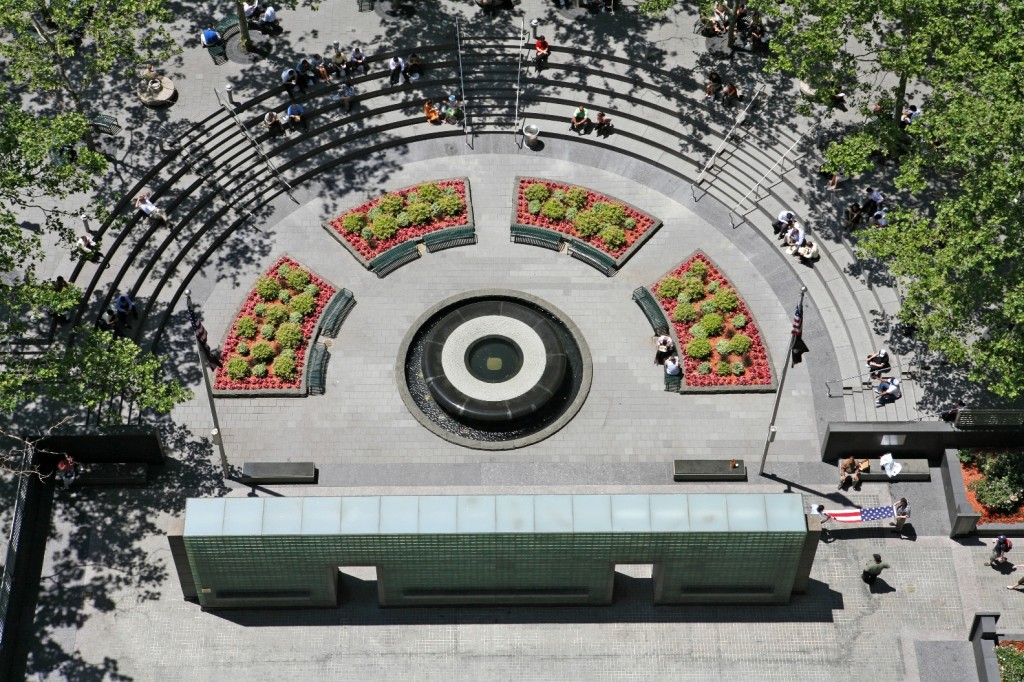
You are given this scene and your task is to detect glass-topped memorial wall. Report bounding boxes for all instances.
[175,493,811,609]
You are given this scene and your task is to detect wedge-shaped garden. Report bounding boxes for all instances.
[214,256,346,396]
[323,178,475,277]
[652,252,775,392]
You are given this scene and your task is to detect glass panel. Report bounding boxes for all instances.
[649,494,689,532]
[495,495,534,533]
[379,496,419,534]
[687,494,729,532]
[534,495,573,533]
[419,496,457,534]
[300,497,342,535]
[725,494,767,532]
[340,497,380,535]
[457,495,496,534]
[222,498,264,536]
[765,493,808,532]
[184,498,225,536]
[611,495,651,532]
[572,495,612,533]
[262,498,303,535]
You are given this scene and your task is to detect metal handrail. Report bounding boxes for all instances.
[455,17,471,148]
[215,88,296,203]
[730,125,816,217]
[695,84,765,186]
[513,17,525,141]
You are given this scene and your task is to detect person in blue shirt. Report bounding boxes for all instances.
[200,27,222,46]
[286,103,307,131]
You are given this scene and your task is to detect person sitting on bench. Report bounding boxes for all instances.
[423,99,441,124]
[200,26,222,46]
[534,36,551,69]
[838,456,861,490]
[875,376,902,407]
[866,348,890,377]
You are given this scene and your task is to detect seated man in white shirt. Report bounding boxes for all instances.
[243,0,258,17]
[259,6,277,25]
[784,222,806,253]
[134,192,168,222]
[875,377,902,407]
[797,240,819,262]
[664,356,682,376]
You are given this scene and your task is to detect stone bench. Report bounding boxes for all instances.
[240,462,318,485]
[673,459,747,482]
[839,458,931,483]
[77,463,149,486]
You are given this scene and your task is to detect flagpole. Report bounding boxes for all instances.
[758,286,807,476]
[185,290,229,477]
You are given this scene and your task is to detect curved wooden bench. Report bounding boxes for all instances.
[423,226,477,253]
[632,287,670,337]
[317,289,355,339]
[369,241,421,278]
[306,342,329,396]
[511,224,563,251]
[567,238,617,276]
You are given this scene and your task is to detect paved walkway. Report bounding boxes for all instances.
[17,1,1009,681]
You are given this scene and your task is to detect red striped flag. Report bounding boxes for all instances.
[824,505,895,523]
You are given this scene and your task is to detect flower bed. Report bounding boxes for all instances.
[323,179,472,266]
[652,252,775,392]
[997,641,1024,681]
[958,449,1024,524]
[512,177,661,261]
[213,256,336,395]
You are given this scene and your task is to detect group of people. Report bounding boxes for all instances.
[242,0,279,27]
[706,3,769,50]
[771,210,819,264]
[97,292,138,336]
[703,72,741,106]
[261,102,308,134]
[387,54,424,86]
[654,335,682,377]
[423,95,462,125]
[569,105,613,137]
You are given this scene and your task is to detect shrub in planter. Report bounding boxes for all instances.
[303,284,319,297]
[360,227,375,245]
[253,303,267,317]
[701,313,724,337]
[524,182,550,202]
[566,207,579,221]
[265,304,290,325]
[284,268,310,291]
[278,290,291,304]
[996,645,1024,681]
[658,276,684,300]
[251,341,276,363]
[443,184,458,196]
[430,202,444,217]
[342,212,366,233]
[290,292,316,316]
[731,361,745,376]
[236,341,250,357]
[277,262,293,277]
[687,261,708,281]
[573,209,602,237]
[714,287,739,312]
[251,363,268,378]
[405,203,431,226]
[280,348,296,361]
[600,225,627,250]
[593,201,626,226]
[528,199,542,215]
[690,324,708,339]
[541,199,567,220]
[551,188,566,201]
[707,280,720,294]
[275,322,303,349]
[697,361,712,375]
[685,337,712,359]
[715,339,732,356]
[378,194,405,216]
[565,186,588,208]
[367,206,383,222]
[623,217,636,230]
[235,316,258,339]
[680,277,704,302]
[729,334,752,354]
[731,313,748,329]
[437,194,463,216]
[256,276,281,301]
[673,303,698,323]
[261,323,276,341]
[273,354,298,381]
[406,191,420,204]
[969,476,1019,512]
[371,214,399,240]
[396,212,411,227]
[716,360,731,376]
[418,182,443,203]
[289,311,304,324]
[226,357,250,380]
[700,300,719,314]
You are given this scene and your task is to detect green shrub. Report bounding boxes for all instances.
[226,357,250,380]
[658,276,684,300]
[396,212,411,227]
[303,284,319,297]
[275,322,303,349]
[260,323,276,341]
[565,186,588,208]
[541,199,567,220]
[430,202,444,217]
[700,300,719,314]
[236,341,250,357]
[716,360,731,376]
[278,290,291,304]
[958,449,977,466]
[280,348,296,361]
[623,217,637,230]
[235,316,258,339]
[251,363,268,378]
[996,645,1024,682]
[437,194,463,217]
[377,194,405,216]
[673,304,698,323]
[969,476,1019,512]
[407,201,432,224]
[265,303,290,325]
[251,341,276,363]
[272,354,297,380]
[289,311,304,324]
[418,182,443,203]
[701,313,724,337]
[707,280,720,294]
[290,292,316,316]
[341,212,366,233]
[524,182,551,202]
[593,201,627,226]
[442,184,457,196]
[360,227,375,244]
[688,261,708,280]
[284,268,310,291]
[685,337,712,359]
[528,199,542,215]
[551,188,566,201]
[256,276,281,301]
[680,277,705,302]
[697,361,712,375]
[715,339,732,356]
[573,210,602,236]
[371,214,399,240]
[714,287,739,312]
[690,324,708,339]
[253,303,267,317]
[731,313,748,329]
[406,191,420,203]
[730,334,752,354]
[366,206,383,222]
[277,262,293,277]
[600,225,627,250]
[731,361,745,376]
[566,207,579,221]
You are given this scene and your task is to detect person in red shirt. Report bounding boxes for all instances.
[534,36,550,70]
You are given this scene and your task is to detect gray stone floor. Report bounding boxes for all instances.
[17,1,1010,681]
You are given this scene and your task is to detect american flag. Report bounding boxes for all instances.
[187,307,208,346]
[824,505,895,524]
[792,301,803,336]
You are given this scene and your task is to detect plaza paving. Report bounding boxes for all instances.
[15,0,1016,680]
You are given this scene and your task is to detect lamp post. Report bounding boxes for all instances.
[758,286,807,476]
[185,289,228,477]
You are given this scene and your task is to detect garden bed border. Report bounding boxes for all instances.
[320,177,475,271]
[211,254,345,398]
[650,250,777,394]
[509,176,663,272]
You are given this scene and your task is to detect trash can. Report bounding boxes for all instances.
[523,123,540,148]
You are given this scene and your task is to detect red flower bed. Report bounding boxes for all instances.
[327,179,469,260]
[514,178,656,258]
[653,253,772,387]
[214,257,336,391]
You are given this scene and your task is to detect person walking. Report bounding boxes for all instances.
[891,497,910,533]
[862,553,890,584]
[988,535,1013,567]
[814,504,834,541]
